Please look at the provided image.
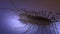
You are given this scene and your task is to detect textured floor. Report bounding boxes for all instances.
[0,0,60,34]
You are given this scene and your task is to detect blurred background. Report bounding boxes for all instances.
[0,0,60,34]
